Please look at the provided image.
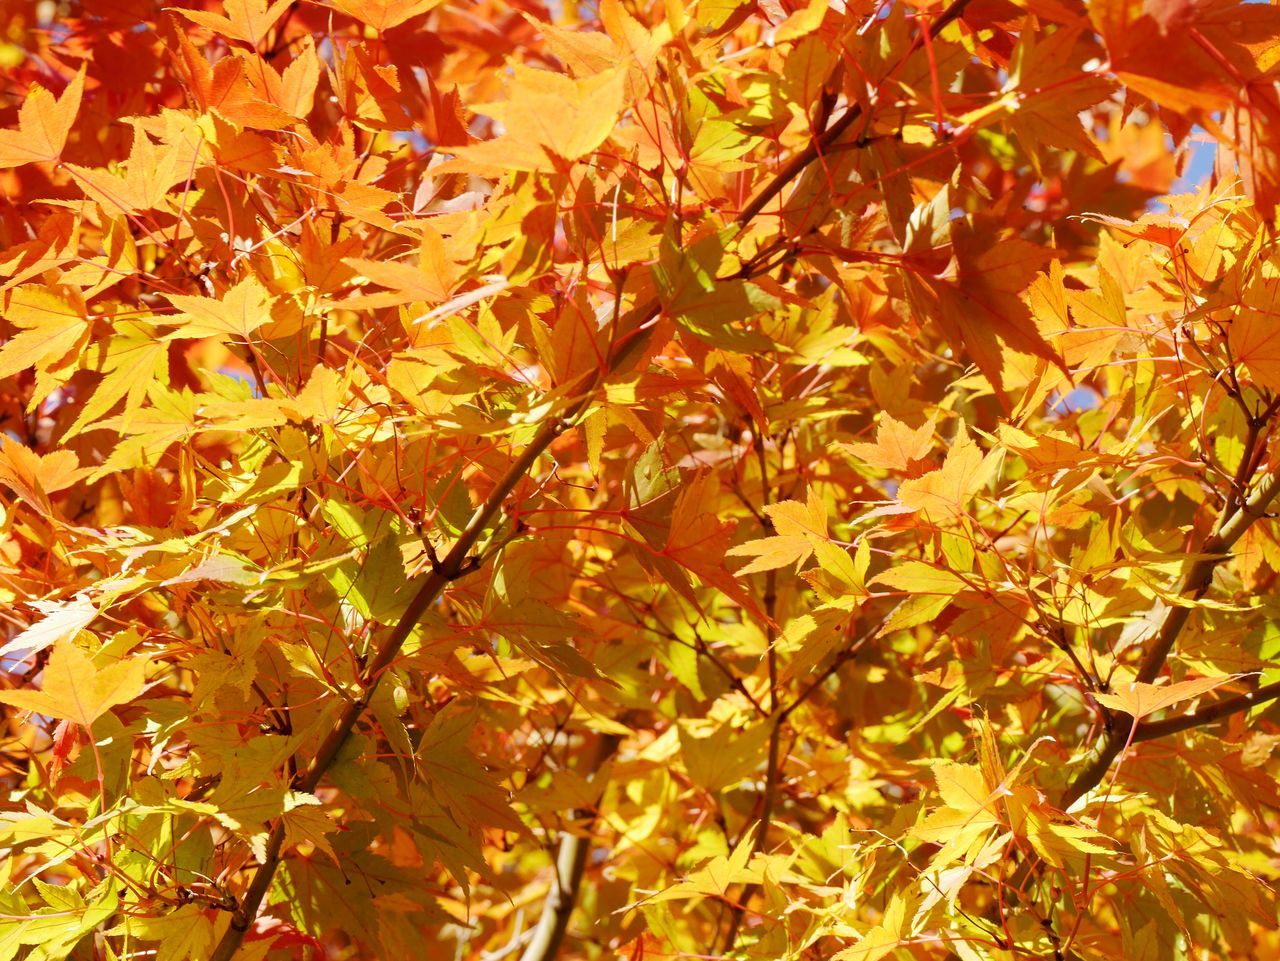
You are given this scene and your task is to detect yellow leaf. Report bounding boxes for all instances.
[0,285,90,381]
[0,67,84,169]
[162,276,275,339]
[678,718,774,792]
[107,904,215,961]
[726,488,828,574]
[327,0,445,30]
[65,322,170,439]
[174,0,295,46]
[767,487,829,540]
[0,443,89,514]
[647,826,760,903]
[898,425,996,524]
[340,229,456,310]
[661,472,758,612]
[1094,675,1234,719]
[840,414,935,471]
[1228,272,1280,393]
[1022,807,1114,868]
[832,893,907,961]
[0,597,97,660]
[934,761,997,814]
[912,761,1005,851]
[774,0,829,42]
[280,367,347,425]
[871,561,968,596]
[66,126,187,217]
[451,66,627,172]
[0,638,147,728]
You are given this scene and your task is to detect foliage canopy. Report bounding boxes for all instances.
[3,1,1280,960]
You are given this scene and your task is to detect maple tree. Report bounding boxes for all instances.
[4,0,1280,959]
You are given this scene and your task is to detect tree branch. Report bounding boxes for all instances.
[208,314,655,961]
[1132,679,1280,743]
[1060,462,1280,810]
[733,0,972,228]
[518,733,621,961]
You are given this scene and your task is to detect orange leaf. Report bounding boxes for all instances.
[726,488,828,575]
[327,0,446,31]
[161,276,277,339]
[0,67,85,169]
[1094,675,1235,719]
[0,285,91,381]
[449,66,627,173]
[897,425,995,524]
[840,414,935,472]
[1229,272,1280,393]
[175,0,295,46]
[0,639,147,729]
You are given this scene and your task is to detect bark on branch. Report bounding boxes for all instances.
[1059,464,1280,811]
[518,733,622,961]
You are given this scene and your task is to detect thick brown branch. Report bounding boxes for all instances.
[1060,463,1280,810]
[1057,679,1280,816]
[1134,464,1280,685]
[1133,680,1280,743]
[519,733,621,961]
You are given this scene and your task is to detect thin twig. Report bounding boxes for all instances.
[732,0,971,228]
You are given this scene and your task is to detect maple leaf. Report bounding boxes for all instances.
[339,229,457,310]
[65,322,170,438]
[905,221,1065,399]
[90,386,201,478]
[451,65,627,172]
[657,473,760,614]
[171,30,297,130]
[1001,27,1114,170]
[107,905,215,961]
[678,719,774,791]
[4,3,1280,959]
[831,893,910,961]
[328,0,445,30]
[174,0,295,47]
[0,442,89,516]
[896,425,996,525]
[1228,270,1280,393]
[645,828,762,904]
[0,285,91,383]
[0,597,98,660]
[161,276,277,339]
[839,414,935,471]
[416,706,523,834]
[726,487,828,574]
[240,40,321,118]
[870,561,968,597]
[0,67,85,169]
[0,639,147,729]
[1094,675,1235,719]
[66,126,187,217]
